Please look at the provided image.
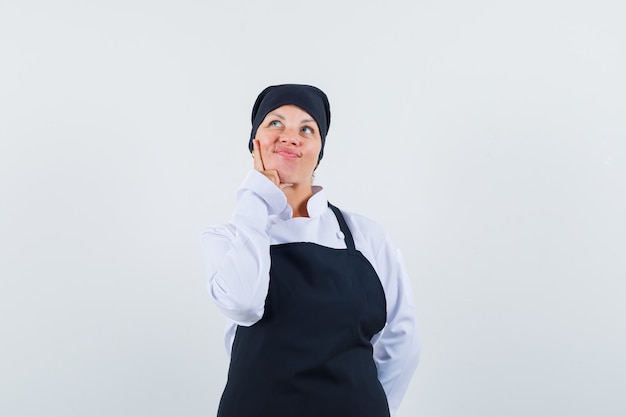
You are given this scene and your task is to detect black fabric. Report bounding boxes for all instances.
[248,84,331,161]
[328,203,356,250]
[217,204,389,417]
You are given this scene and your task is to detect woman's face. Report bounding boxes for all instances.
[254,104,322,187]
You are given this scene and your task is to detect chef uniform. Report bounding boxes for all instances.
[201,85,420,416]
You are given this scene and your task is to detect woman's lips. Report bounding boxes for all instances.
[275,148,300,159]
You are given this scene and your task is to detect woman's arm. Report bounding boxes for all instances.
[200,170,290,326]
[370,235,421,416]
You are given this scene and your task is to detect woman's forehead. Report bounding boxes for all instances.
[265,105,316,122]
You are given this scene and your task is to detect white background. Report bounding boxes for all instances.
[1,1,625,416]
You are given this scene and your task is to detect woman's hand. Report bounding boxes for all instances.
[252,139,294,190]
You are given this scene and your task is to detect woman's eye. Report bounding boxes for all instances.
[301,126,314,134]
[269,120,282,127]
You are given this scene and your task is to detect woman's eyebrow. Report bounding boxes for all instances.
[267,113,285,120]
[267,113,314,124]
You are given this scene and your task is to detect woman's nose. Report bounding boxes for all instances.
[279,128,299,145]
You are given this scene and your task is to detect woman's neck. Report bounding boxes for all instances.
[283,184,313,218]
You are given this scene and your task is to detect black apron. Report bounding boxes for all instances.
[217,204,389,417]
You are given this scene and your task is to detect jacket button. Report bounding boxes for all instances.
[336,231,345,240]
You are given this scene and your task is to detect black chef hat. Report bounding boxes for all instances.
[248,84,331,162]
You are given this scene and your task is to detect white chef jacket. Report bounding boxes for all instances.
[201,170,420,416]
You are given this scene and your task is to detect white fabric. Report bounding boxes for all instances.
[201,169,420,416]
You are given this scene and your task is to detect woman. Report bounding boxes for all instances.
[201,84,420,417]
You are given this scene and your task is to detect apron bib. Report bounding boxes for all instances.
[217,204,389,417]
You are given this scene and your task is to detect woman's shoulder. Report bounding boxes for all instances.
[338,207,385,232]
[334,206,390,254]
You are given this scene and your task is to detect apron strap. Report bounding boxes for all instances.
[328,202,356,251]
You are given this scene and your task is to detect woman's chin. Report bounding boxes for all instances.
[280,176,310,189]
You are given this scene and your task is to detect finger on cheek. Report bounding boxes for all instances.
[253,139,265,171]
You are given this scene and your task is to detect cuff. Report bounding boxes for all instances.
[231,170,292,223]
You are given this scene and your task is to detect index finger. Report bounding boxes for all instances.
[252,139,266,171]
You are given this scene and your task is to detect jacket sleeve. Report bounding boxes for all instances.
[200,170,291,326]
[370,236,421,417]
